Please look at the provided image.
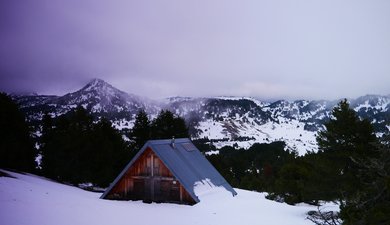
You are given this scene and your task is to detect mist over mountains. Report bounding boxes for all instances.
[12,79,390,154]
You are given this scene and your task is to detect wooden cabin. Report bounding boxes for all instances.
[101,138,237,205]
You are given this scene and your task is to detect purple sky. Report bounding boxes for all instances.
[1,0,389,100]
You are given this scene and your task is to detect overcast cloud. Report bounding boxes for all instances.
[1,0,389,100]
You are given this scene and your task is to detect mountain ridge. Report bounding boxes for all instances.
[11,79,390,154]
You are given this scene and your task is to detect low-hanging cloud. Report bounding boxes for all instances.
[1,0,389,100]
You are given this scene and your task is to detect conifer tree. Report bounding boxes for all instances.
[317,99,377,154]
[41,106,130,186]
[41,106,93,182]
[150,110,189,139]
[316,99,379,203]
[129,110,151,150]
[340,137,390,225]
[88,117,129,187]
[0,93,36,171]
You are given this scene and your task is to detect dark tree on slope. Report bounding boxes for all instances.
[316,99,378,201]
[41,106,94,182]
[128,110,189,154]
[87,118,130,187]
[207,142,296,192]
[317,99,377,154]
[269,100,380,207]
[0,93,36,172]
[41,106,130,187]
[128,110,151,151]
[340,138,390,225]
[150,110,189,139]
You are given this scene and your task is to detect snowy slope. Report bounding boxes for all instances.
[197,118,318,154]
[169,96,389,154]
[0,170,331,225]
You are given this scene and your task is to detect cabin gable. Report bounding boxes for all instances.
[103,148,195,204]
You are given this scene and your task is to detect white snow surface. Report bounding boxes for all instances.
[197,118,318,155]
[193,178,224,199]
[112,119,134,130]
[0,170,324,225]
[354,98,390,112]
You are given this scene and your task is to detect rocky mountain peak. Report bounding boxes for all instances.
[80,78,120,96]
[34,78,152,118]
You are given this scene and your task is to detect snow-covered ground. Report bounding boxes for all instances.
[0,170,338,225]
[198,118,318,155]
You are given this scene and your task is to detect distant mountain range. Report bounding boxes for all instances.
[12,79,390,155]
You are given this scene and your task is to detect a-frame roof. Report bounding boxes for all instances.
[101,138,237,203]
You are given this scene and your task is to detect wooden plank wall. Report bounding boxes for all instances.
[105,148,195,205]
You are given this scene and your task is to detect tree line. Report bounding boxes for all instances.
[0,92,188,187]
[40,108,188,187]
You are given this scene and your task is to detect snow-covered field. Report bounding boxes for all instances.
[198,118,318,155]
[0,170,337,225]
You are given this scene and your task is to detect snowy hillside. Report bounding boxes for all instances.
[13,79,390,154]
[0,170,338,225]
[167,96,389,154]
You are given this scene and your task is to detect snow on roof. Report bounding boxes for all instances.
[101,138,237,202]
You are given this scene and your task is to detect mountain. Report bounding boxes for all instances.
[350,95,390,133]
[14,79,159,127]
[12,79,390,154]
